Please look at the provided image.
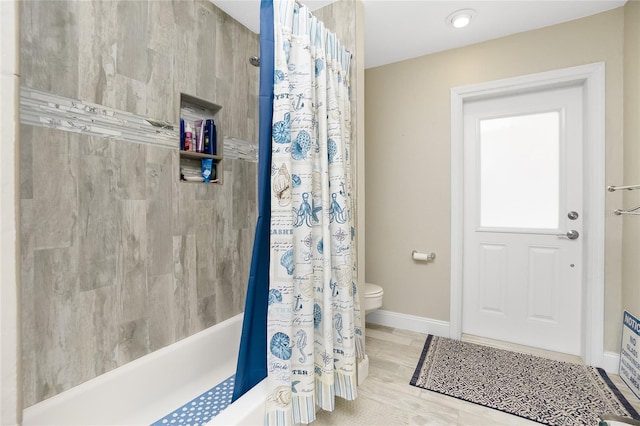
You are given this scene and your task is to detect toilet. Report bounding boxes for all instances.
[363,283,384,314]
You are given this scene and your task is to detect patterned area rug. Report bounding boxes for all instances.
[411,335,640,426]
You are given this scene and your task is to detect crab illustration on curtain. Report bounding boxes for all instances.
[265,0,364,424]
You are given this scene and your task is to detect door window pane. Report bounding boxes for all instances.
[479,111,560,229]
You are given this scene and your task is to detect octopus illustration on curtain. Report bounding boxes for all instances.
[265,1,364,424]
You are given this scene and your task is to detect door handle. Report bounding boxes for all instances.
[557,230,579,240]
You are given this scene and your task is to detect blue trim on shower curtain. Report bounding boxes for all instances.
[232,0,274,403]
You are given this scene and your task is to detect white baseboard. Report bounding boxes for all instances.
[366,310,620,375]
[603,351,620,374]
[365,309,450,337]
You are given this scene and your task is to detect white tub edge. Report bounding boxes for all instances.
[23,313,243,425]
[208,379,267,426]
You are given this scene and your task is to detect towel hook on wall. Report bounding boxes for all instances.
[607,184,640,192]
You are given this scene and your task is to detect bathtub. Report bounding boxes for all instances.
[22,313,266,426]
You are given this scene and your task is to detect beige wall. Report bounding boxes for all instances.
[365,8,627,352]
[622,1,640,318]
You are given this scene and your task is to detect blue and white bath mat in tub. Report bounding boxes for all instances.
[151,375,235,426]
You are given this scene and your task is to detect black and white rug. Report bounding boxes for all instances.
[410,335,640,426]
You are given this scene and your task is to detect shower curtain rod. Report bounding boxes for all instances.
[293,0,353,59]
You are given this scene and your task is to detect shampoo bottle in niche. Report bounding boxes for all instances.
[194,120,204,152]
[180,119,185,150]
[204,119,217,155]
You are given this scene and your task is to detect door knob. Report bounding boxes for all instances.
[568,211,579,220]
[557,230,579,240]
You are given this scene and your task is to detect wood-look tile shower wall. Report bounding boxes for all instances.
[19,0,258,407]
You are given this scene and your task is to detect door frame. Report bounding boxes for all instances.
[449,62,606,367]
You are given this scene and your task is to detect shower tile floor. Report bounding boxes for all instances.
[314,323,640,426]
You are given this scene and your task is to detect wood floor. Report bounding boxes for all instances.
[314,323,640,426]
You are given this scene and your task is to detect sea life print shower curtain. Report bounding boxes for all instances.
[265,0,364,424]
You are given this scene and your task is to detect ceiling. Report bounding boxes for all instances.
[210,0,627,69]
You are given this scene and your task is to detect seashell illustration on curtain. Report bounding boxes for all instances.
[273,163,292,206]
[272,112,291,144]
[270,386,292,408]
[327,138,337,163]
[313,303,322,330]
[291,130,312,161]
[274,69,285,84]
[268,289,283,305]
[270,332,292,361]
[315,58,324,77]
[280,249,294,275]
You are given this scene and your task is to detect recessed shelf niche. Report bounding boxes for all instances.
[179,93,223,184]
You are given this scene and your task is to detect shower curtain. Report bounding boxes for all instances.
[234,1,363,424]
[266,1,363,423]
[232,0,274,406]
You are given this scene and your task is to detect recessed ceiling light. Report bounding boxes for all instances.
[447,9,475,29]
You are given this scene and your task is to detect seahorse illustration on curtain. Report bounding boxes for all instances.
[294,330,307,363]
[334,313,344,343]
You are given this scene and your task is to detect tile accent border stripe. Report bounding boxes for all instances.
[223,137,258,162]
[20,87,178,149]
[20,87,258,161]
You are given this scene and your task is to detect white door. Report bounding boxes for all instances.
[462,84,584,356]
